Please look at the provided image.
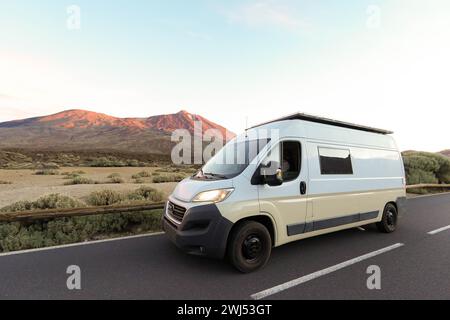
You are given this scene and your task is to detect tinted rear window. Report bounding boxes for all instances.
[319,147,353,175]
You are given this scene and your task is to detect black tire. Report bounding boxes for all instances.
[376,203,398,233]
[227,221,272,273]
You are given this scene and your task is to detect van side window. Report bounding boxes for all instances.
[318,147,353,175]
[282,141,301,181]
[261,141,301,182]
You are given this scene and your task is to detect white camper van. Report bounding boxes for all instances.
[163,113,406,273]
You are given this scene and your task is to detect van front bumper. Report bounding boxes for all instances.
[162,202,234,259]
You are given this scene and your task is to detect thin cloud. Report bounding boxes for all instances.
[219,0,308,31]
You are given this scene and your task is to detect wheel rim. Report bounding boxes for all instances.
[242,234,263,262]
[386,209,396,229]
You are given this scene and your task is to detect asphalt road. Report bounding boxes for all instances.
[0,194,449,300]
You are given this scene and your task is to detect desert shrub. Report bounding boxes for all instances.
[183,168,198,175]
[109,176,125,184]
[403,155,439,172]
[152,175,168,183]
[437,160,450,184]
[1,194,83,212]
[133,178,144,184]
[0,209,163,252]
[88,157,126,167]
[126,159,140,167]
[403,152,450,185]
[152,174,186,183]
[106,173,124,183]
[86,187,164,206]
[0,180,12,184]
[127,186,164,202]
[1,200,33,212]
[64,176,95,185]
[62,170,86,176]
[35,169,59,176]
[155,167,181,173]
[87,190,125,206]
[62,170,86,180]
[405,169,438,185]
[132,171,151,179]
[33,194,83,210]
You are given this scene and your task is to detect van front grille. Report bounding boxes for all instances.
[167,201,187,223]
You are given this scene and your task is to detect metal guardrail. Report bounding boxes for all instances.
[1,184,450,223]
[0,203,166,223]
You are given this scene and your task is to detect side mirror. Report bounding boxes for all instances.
[260,161,283,187]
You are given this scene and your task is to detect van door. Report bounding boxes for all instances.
[307,143,367,231]
[257,139,309,241]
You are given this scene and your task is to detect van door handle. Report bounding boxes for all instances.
[300,181,307,195]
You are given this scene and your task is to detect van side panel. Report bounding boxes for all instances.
[294,141,405,243]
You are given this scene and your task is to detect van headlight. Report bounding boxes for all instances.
[192,188,234,203]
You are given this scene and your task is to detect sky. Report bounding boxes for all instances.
[0,0,449,152]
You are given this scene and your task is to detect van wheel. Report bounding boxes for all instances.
[227,221,272,273]
[376,203,398,233]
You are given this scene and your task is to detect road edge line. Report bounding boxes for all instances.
[0,232,164,257]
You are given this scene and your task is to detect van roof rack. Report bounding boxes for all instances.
[250,112,393,135]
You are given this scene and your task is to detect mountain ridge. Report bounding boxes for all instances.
[0,109,235,154]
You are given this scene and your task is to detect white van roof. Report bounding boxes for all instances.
[251,112,393,135]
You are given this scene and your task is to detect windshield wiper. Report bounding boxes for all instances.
[203,172,229,180]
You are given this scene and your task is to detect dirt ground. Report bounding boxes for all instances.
[0,167,178,208]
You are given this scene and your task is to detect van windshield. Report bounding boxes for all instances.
[196,138,270,180]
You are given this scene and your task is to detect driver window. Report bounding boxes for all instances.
[262,141,301,182]
[281,141,301,182]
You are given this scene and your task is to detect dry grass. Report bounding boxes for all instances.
[1,193,84,212]
[64,176,96,185]
[132,171,152,179]
[86,186,164,206]
[0,166,177,208]
[152,173,187,183]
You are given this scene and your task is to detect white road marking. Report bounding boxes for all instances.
[357,227,366,231]
[0,232,164,257]
[251,243,405,300]
[428,225,450,235]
